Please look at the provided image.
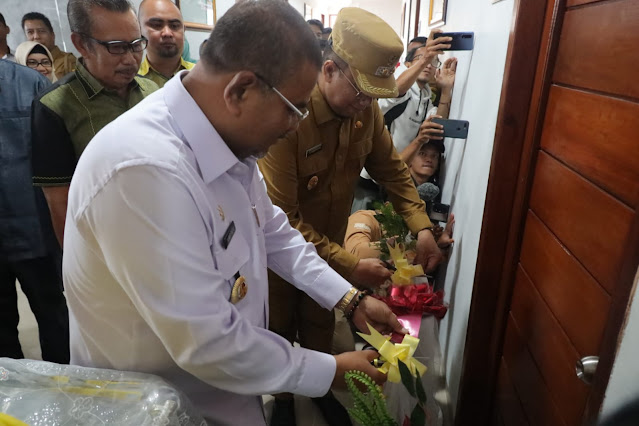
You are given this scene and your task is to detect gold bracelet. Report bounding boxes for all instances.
[336,287,358,313]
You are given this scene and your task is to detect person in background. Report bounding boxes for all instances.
[321,27,331,41]
[22,12,77,80]
[0,58,69,364]
[307,18,323,39]
[352,30,456,212]
[31,0,158,248]
[62,1,404,425]
[0,13,15,61]
[345,141,454,261]
[259,8,443,425]
[181,37,197,63]
[138,0,194,87]
[15,41,57,82]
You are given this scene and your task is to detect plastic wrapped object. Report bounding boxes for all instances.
[0,358,206,426]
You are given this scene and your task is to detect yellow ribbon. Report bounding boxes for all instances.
[357,323,427,383]
[388,243,424,286]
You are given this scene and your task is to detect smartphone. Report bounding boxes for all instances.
[431,118,470,139]
[430,202,450,222]
[433,32,475,51]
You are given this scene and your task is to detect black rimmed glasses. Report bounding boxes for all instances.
[333,62,367,100]
[80,33,148,55]
[26,58,52,69]
[254,73,309,122]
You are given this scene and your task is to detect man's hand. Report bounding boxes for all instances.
[425,29,452,62]
[415,229,443,273]
[350,258,393,288]
[435,57,457,91]
[351,295,407,336]
[417,115,444,142]
[437,213,455,248]
[332,350,387,388]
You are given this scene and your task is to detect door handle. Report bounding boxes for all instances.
[575,356,598,385]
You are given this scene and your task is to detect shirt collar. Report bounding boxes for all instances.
[49,45,62,58]
[310,84,340,126]
[139,55,194,77]
[164,70,240,184]
[75,58,140,100]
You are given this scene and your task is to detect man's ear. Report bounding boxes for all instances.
[322,60,337,83]
[71,32,90,57]
[223,71,259,117]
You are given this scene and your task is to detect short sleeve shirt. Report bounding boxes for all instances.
[31,59,159,186]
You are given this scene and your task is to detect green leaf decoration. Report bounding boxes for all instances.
[372,202,417,261]
[415,374,427,405]
[398,360,416,398]
[410,404,426,426]
[345,370,397,426]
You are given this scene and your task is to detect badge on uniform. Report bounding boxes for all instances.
[307,175,319,190]
[221,221,236,249]
[230,274,248,304]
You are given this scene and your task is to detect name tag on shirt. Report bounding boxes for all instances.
[305,144,323,158]
[221,221,236,249]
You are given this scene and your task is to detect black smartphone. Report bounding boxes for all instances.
[430,202,450,222]
[433,32,475,51]
[431,118,469,139]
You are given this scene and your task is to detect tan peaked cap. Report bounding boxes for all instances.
[330,7,403,98]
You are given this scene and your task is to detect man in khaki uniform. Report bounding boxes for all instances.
[258,7,443,426]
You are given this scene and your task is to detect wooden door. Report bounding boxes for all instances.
[456,0,639,425]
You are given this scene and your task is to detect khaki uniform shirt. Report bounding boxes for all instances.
[138,56,195,88]
[32,60,159,186]
[258,85,432,279]
[50,45,77,80]
[344,210,383,260]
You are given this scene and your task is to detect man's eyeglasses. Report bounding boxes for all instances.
[254,73,309,122]
[333,62,367,100]
[79,34,148,55]
[413,54,442,68]
[26,59,52,69]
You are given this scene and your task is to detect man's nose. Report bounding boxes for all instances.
[161,25,174,38]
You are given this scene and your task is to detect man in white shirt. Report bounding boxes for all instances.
[63,1,403,425]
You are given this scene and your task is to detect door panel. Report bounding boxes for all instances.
[529,152,634,293]
[496,361,529,426]
[541,85,639,207]
[502,314,567,426]
[519,210,610,356]
[553,0,639,99]
[511,266,590,425]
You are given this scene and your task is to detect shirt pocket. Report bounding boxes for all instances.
[213,226,251,295]
[348,137,373,173]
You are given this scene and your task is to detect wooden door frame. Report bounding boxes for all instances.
[454,0,639,424]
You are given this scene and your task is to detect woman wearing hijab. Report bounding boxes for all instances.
[15,41,57,82]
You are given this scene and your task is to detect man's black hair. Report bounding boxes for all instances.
[307,19,323,30]
[22,12,54,33]
[406,45,426,62]
[409,36,427,45]
[68,0,134,36]
[201,0,322,88]
[322,27,332,35]
[0,13,6,26]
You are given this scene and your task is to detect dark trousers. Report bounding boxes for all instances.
[0,255,69,363]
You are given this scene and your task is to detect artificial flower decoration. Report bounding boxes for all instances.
[357,323,427,383]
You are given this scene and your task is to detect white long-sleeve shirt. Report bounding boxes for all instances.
[64,71,351,425]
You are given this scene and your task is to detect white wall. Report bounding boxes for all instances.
[416,0,515,414]
[600,269,639,420]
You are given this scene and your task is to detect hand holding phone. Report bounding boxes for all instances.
[430,118,470,139]
[433,32,475,51]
